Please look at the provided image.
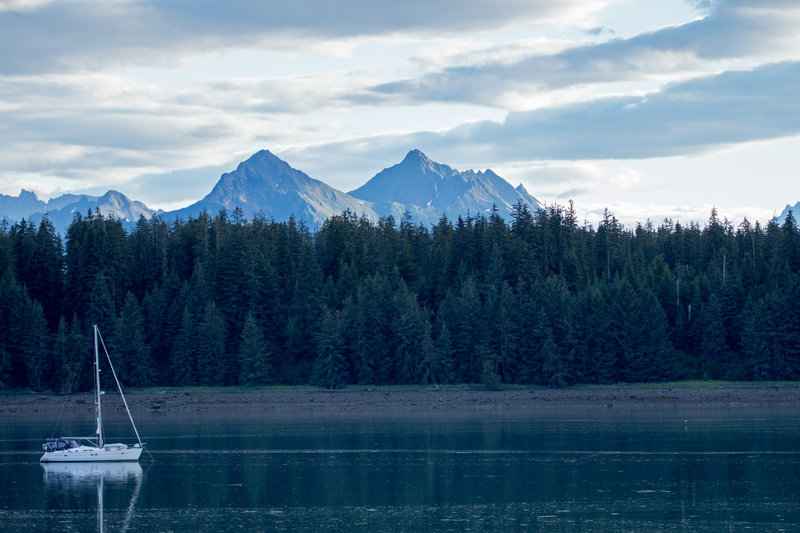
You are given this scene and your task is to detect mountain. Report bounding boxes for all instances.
[775,201,800,225]
[161,150,377,228]
[0,189,159,235]
[38,190,159,234]
[1,149,543,234]
[349,149,542,225]
[0,190,46,223]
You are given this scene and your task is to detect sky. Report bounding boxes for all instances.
[1,0,798,226]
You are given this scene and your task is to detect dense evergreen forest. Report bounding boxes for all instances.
[1,202,799,392]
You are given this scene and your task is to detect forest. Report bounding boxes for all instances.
[1,201,799,392]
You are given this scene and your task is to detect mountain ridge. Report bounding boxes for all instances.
[349,149,542,223]
[2,149,544,233]
[0,189,160,235]
[160,149,377,227]
[775,201,800,224]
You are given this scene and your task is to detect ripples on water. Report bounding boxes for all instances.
[1,407,799,532]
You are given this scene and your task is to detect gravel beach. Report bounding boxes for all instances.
[2,385,799,418]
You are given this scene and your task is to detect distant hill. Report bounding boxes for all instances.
[0,189,159,235]
[1,148,544,233]
[775,201,800,225]
[0,190,46,223]
[160,150,377,228]
[349,149,542,225]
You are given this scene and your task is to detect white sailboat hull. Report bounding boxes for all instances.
[40,444,143,463]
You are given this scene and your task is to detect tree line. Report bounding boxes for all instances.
[1,202,799,391]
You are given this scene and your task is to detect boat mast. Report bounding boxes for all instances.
[96,327,144,447]
[94,324,104,448]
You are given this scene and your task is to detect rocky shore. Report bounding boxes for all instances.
[2,385,798,418]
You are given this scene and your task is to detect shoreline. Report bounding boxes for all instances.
[1,384,799,417]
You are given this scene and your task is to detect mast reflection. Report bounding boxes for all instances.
[42,462,144,533]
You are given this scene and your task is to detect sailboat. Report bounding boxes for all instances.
[41,324,145,462]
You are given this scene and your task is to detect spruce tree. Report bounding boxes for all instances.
[29,217,64,328]
[171,308,198,386]
[239,312,274,385]
[391,285,430,384]
[311,309,348,389]
[197,301,229,386]
[86,273,114,333]
[0,272,33,388]
[111,292,155,387]
[425,322,454,385]
[52,316,81,393]
[700,293,729,379]
[25,300,50,391]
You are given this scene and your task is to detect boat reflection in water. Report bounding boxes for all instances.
[42,462,144,533]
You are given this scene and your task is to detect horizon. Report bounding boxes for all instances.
[2,146,797,229]
[1,1,798,226]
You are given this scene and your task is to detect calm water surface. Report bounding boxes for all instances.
[1,402,799,532]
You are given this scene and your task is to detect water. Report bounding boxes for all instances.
[1,405,799,531]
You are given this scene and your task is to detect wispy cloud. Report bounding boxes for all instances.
[0,0,610,74]
[0,72,342,179]
[574,201,775,229]
[291,61,800,166]
[0,0,796,224]
[369,0,800,109]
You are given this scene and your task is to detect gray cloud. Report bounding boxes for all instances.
[2,0,795,220]
[291,61,800,177]
[0,0,597,74]
[371,0,800,106]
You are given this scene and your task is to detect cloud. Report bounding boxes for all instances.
[0,72,339,183]
[1,0,795,225]
[370,0,800,108]
[574,201,775,228]
[0,0,609,74]
[290,61,800,173]
[0,67,458,199]
[487,61,800,160]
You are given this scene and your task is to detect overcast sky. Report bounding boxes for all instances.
[1,0,798,226]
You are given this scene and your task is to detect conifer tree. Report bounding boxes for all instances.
[540,326,567,387]
[426,322,454,384]
[742,298,775,380]
[477,343,501,390]
[52,316,85,393]
[701,293,729,378]
[2,201,800,390]
[239,312,274,385]
[29,218,64,327]
[111,292,154,387]
[443,276,485,383]
[284,239,323,382]
[86,273,114,333]
[781,210,800,273]
[171,308,198,386]
[493,282,518,383]
[197,301,229,386]
[311,309,348,389]
[25,300,50,391]
[0,272,33,388]
[349,274,393,384]
[391,285,430,384]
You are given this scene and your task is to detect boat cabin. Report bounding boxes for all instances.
[42,438,80,452]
